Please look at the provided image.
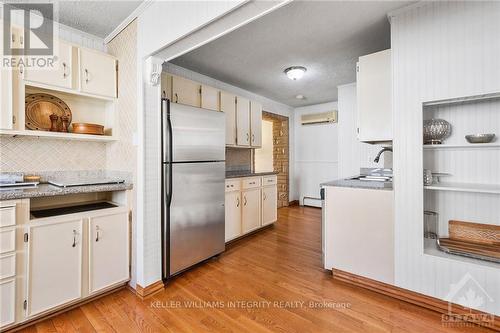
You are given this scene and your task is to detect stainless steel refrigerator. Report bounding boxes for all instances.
[161,98,225,280]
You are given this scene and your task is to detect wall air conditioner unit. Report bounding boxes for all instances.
[301,111,338,125]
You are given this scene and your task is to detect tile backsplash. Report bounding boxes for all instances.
[0,136,106,172]
[226,147,252,172]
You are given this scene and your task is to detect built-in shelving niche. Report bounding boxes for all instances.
[422,92,500,267]
[0,81,117,142]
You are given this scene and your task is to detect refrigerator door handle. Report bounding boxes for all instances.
[161,98,172,163]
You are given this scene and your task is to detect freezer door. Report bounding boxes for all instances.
[164,103,225,162]
[168,161,225,276]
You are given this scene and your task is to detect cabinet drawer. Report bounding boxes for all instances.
[0,206,15,228]
[241,177,261,189]
[0,228,15,254]
[0,278,15,327]
[0,253,15,279]
[225,179,241,192]
[262,175,277,186]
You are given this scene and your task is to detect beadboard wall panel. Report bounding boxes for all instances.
[391,1,500,315]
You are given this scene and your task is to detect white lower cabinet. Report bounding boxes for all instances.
[225,176,277,242]
[0,278,15,327]
[242,188,261,234]
[262,185,277,226]
[224,191,241,242]
[24,207,129,320]
[88,211,129,294]
[26,217,83,317]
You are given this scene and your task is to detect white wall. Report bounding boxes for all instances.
[391,1,500,315]
[254,120,274,172]
[337,83,387,179]
[293,102,338,207]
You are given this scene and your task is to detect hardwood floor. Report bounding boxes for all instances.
[19,206,494,333]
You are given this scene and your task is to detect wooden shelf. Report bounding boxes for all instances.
[424,182,500,194]
[0,129,117,142]
[424,239,498,268]
[423,143,500,150]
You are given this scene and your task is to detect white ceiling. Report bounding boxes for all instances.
[171,1,412,107]
[54,0,143,38]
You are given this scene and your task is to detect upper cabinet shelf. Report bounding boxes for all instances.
[0,129,117,142]
[0,31,119,142]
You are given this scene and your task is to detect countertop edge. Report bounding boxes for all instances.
[225,172,279,179]
[321,179,393,191]
[0,183,134,201]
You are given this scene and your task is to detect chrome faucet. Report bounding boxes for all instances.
[374,147,393,163]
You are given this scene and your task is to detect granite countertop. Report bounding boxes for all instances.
[0,182,133,200]
[225,171,278,179]
[321,178,393,191]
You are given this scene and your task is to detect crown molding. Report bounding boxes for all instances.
[104,0,153,44]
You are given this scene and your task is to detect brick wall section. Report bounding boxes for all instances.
[262,112,289,208]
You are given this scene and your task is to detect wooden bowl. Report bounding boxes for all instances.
[71,123,105,135]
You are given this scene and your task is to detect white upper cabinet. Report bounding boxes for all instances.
[221,92,237,145]
[79,48,117,98]
[26,217,83,317]
[357,49,392,142]
[24,40,74,89]
[236,96,250,147]
[171,75,201,107]
[0,22,13,130]
[201,85,220,111]
[88,211,129,295]
[250,101,262,147]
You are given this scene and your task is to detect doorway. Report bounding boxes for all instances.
[258,111,289,208]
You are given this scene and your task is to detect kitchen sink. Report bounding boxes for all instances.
[347,175,392,182]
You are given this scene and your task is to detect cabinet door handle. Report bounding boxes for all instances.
[62,62,68,78]
[175,93,179,103]
[95,225,100,242]
[236,197,240,207]
[263,192,267,200]
[252,134,255,143]
[72,230,77,247]
[84,69,89,83]
[246,133,249,142]
[11,34,15,43]
[243,196,247,206]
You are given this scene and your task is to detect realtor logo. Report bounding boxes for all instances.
[442,273,495,328]
[3,3,54,56]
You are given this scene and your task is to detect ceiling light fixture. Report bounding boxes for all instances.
[295,94,305,100]
[284,66,307,80]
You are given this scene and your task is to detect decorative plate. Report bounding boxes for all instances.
[25,93,72,131]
